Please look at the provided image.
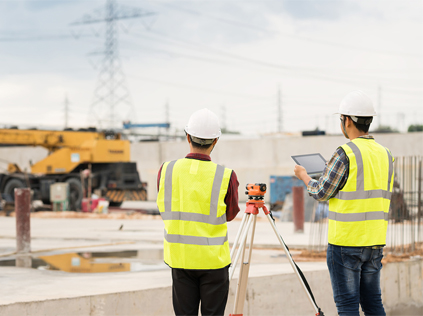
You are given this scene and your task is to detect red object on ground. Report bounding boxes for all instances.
[292,186,304,233]
[81,198,106,212]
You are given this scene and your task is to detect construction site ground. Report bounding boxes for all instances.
[1,201,422,315]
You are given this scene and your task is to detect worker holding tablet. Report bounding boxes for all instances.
[294,90,394,316]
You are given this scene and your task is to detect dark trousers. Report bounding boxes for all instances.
[327,244,385,316]
[171,266,229,316]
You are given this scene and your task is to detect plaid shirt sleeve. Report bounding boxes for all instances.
[307,147,349,201]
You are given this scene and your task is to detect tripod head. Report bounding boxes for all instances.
[245,183,266,201]
[244,183,269,215]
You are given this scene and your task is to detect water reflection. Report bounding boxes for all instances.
[0,250,166,273]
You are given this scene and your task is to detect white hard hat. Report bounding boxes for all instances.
[336,90,377,117]
[185,108,221,140]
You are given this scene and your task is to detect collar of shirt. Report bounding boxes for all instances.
[185,153,211,161]
[358,135,374,140]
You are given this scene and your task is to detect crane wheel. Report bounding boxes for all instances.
[65,178,83,211]
[3,178,25,202]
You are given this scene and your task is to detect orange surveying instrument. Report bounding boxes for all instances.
[229,183,324,316]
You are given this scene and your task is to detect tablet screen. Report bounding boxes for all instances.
[291,153,327,175]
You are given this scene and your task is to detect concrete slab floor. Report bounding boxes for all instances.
[0,202,328,310]
[1,206,422,315]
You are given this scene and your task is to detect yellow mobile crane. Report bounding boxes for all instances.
[0,127,147,210]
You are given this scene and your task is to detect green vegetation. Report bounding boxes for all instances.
[373,125,398,133]
[408,124,423,132]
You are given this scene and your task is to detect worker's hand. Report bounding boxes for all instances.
[294,165,307,181]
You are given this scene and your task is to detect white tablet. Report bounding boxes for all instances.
[291,153,327,175]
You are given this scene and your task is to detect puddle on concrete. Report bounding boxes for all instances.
[0,250,167,273]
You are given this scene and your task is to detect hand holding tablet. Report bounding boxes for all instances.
[291,153,327,176]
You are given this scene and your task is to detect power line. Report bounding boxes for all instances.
[126,73,272,100]
[123,36,423,85]
[122,45,422,99]
[0,31,102,42]
[128,30,423,95]
[157,2,422,59]
[0,34,74,41]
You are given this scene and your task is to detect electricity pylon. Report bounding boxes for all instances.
[71,0,154,129]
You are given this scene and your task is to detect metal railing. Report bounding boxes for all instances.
[387,156,422,253]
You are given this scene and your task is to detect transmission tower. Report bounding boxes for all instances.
[72,0,154,129]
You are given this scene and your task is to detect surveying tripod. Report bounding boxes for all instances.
[229,183,324,316]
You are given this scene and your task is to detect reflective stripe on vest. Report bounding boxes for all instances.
[164,231,228,245]
[328,138,394,247]
[328,210,389,222]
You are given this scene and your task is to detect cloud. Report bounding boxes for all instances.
[24,0,81,12]
[281,0,359,20]
[0,0,421,134]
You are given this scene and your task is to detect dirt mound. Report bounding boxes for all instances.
[294,247,423,263]
[382,247,423,263]
[295,250,327,262]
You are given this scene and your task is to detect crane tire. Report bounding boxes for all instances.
[65,178,83,211]
[3,178,25,202]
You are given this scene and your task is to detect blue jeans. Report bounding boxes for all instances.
[327,244,385,316]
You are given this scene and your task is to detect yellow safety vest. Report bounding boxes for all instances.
[328,138,394,246]
[156,158,232,269]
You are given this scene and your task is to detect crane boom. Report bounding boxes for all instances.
[0,128,130,174]
[0,128,113,151]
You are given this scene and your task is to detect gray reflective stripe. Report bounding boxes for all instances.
[385,148,393,191]
[347,142,364,191]
[164,230,228,246]
[329,211,389,222]
[337,142,391,201]
[160,160,226,225]
[163,160,177,214]
[337,190,391,200]
[161,211,226,224]
[209,165,225,223]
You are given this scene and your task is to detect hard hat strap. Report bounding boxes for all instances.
[190,135,215,145]
[350,116,373,125]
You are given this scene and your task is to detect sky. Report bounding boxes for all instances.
[0,0,422,136]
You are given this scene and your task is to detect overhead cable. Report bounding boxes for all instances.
[157,2,422,59]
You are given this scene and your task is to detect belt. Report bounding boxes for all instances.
[366,245,384,249]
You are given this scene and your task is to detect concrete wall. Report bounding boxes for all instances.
[1,132,422,201]
[1,260,422,316]
[132,132,423,201]
[382,259,423,315]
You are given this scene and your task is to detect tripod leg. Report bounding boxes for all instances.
[265,213,320,315]
[229,213,254,281]
[231,215,257,316]
[231,212,248,261]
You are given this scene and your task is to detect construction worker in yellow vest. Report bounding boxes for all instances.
[156,108,240,316]
[294,91,394,316]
